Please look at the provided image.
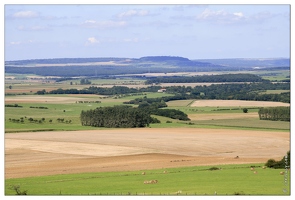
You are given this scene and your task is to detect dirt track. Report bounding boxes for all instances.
[5,128,290,179]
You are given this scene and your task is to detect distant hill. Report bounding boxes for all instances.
[138,56,190,62]
[4,56,289,77]
[195,58,290,69]
[137,56,218,68]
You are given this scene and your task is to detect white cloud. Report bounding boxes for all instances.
[85,37,100,46]
[118,9,149,18]
[196,9,280,25]
[12,11,39,19]
[196,8,246,24]
[88,37,99,44]
[234,12,243,17]
[82,20,127,29]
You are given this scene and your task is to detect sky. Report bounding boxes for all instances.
[4,2,291,61]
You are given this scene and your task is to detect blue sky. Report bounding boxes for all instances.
[4,3,291,61]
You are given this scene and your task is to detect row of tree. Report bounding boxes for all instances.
[258,107,290,121]
[145,73,267,84]
[38,86,162,95]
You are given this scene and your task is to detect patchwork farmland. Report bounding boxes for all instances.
[4,59,290,195]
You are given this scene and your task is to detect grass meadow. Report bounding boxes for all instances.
[5,164,290,195]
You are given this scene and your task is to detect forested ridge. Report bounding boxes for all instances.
[145,74,267,84]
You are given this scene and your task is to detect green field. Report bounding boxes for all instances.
[5,94,290,132]
[5,164,290,195]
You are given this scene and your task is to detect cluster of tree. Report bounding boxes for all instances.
[80,106,155,128]
[265,151,290,169]
[5,104,22,108]
[135,99,190,121]
[258,107,290,121]
[8,118,25,123]
[9,117,48,124]
[151,108,190,121]
[57,118,72,123]
[29,106,48,109]
[124,95,187,105]
[80,78,91,85]
[145,74,267,84]
[76,101,101,103]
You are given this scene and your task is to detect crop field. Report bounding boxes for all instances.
[4,72,291,196]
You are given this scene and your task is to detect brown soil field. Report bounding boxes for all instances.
[5,128,289,179]
[188,112,259,121]
[191,100,290,107]
[5,94,107,104]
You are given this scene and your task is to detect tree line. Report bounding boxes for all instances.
[135,99,190,121]
[36,82,290,103]
[145,73,267,84]
[37,86,162,95]
[258,107,290,121]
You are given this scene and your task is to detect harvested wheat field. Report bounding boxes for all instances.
[5,128,289,179]
[5,94,105,104]
[191,100,290,107]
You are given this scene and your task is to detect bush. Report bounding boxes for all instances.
[12,185,27,195]
[149,117,161,124]
[208,167,220,171]
[243,108,248,113]
[265,151,290,169]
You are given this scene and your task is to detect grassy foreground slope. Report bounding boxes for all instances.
[5,164,290,195]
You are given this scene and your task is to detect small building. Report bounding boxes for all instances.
[157,88,166,93]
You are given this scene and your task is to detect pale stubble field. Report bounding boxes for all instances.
[5,128,289,179]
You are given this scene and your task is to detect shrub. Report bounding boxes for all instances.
[149,117,161,124]
[208,167,220,171]
[265,151,290,169]
[12,185,27,195]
